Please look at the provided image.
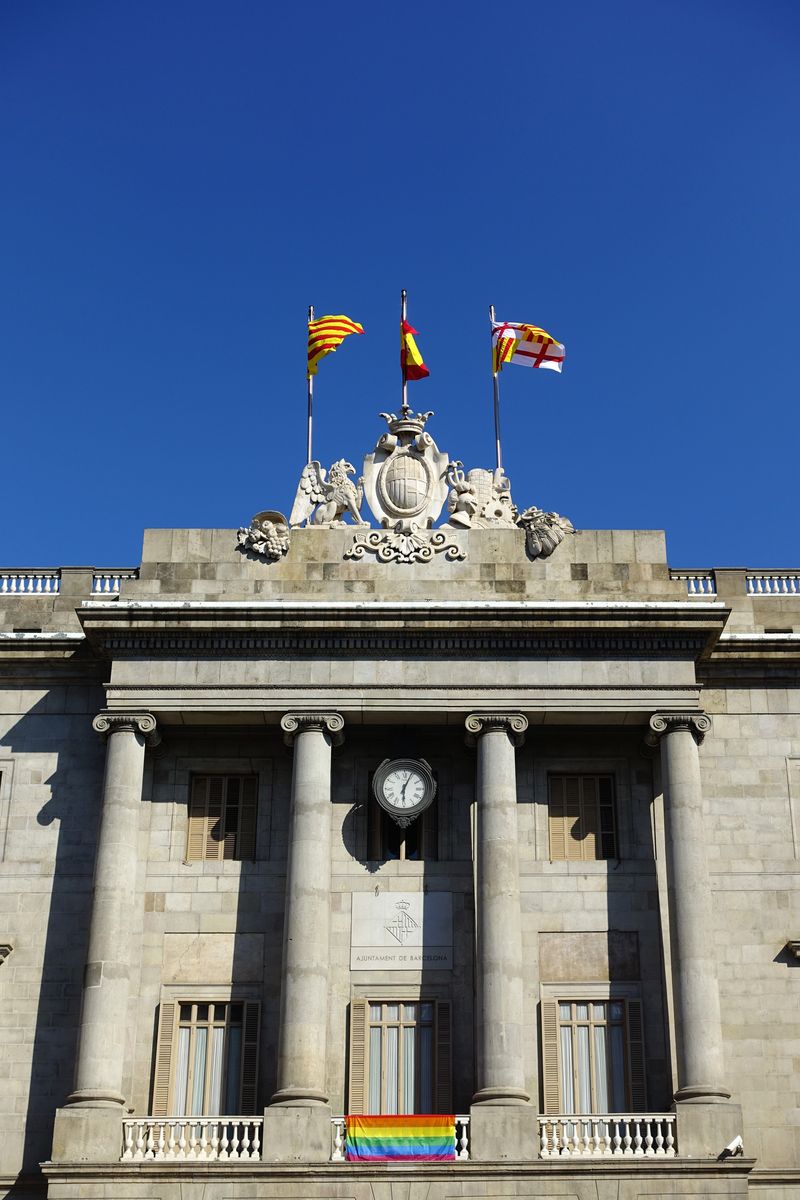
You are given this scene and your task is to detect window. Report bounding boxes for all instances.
[548,774,617,860]
[367,795,438,861]
[186,775,257,861]
[348,999,451,1114]
[152,1000,260,1116]
[541,997,645,1114]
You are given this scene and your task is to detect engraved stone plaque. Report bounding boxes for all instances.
[350,891,452,970]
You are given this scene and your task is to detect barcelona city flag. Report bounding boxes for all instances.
[401,319,430,381]
[491,319,565,374]
[345,1114,456,1162]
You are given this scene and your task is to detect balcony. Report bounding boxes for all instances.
[120,1112,678,1163]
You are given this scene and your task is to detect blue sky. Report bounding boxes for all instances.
[1,0,798,567]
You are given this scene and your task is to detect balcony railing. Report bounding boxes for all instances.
[539,1113,676,1157]
[669,571,717,596]
[0,569,137,597]
[330,1115,470,1161]
[746,573,800,595]
[121,1116,262,1161]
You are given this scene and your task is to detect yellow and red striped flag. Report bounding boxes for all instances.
[307,314,364,378]
[492,320,565,374]
[401,319,430,381]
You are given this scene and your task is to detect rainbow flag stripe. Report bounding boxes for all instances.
[345,1114,456,1161]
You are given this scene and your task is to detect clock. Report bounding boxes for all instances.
[373,758,437,828]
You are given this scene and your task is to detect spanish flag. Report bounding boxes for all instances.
[401,319,430,381]
[307,314,364,378]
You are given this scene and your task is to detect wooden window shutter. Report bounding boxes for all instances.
[563,776,582,860]
[205,776,225,860]
[152,1002,176,1116]
[187,778,208,861]
[435,1000,452,1113]
[237,776,258,860]
[540,1000,561,1114]
[348,999,368,1114]
[548,776,566,860]
[626,999,647,1110]
[581,775,598,860]
[240,1001,260,1113]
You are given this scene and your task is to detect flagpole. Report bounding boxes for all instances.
[306,304,314,463]
[489,304,502,471]
[400,289,409,417]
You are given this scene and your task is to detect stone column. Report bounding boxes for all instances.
[52,711,158,1162]
[648,712,742,1155]
[263,712,343,1162]
[466,712,537,1160]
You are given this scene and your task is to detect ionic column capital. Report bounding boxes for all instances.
[92,711,160,747]
[280,712,345,747]
[645,711,711,748]
[465,712,528,748]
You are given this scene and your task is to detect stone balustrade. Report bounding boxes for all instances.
[0,569,139,596]
[746,572,800,595]
[121,1116,262,1161]
[539,1114,676,1157]
[669,570,717,596]
[0,571,61,594]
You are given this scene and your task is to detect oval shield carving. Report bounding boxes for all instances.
[377,451,432,517]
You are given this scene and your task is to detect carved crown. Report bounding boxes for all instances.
[378,410,434,437]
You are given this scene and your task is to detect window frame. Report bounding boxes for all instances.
[532,757,635,862]
[348,994,452,1115]
[152,991,260,1116]
[547,772,617,862]
[539,983,646,1115]
[185,773,258,863]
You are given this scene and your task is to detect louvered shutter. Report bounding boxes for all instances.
[152,1002,177,1116]
[348,999,368,1114]
[564,776,582,860]
[237,776,258,860]
[206,776,225,860]
[240,1001,260,1112]
[626,999,647,1110]
[548,776,566,860]
[540,1000,561,1114]
[187,778,208,861]
[434,1000,452,1112]
[581,776,598,860]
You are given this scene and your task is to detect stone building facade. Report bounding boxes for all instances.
[0,425,799,1199]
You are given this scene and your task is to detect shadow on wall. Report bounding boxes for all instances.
[2,691,106,1197]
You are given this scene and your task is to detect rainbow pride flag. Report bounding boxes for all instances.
[345,1114,456,1162]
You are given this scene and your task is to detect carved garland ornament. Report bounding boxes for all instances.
[237,510,291,561]
[345,524,466,564]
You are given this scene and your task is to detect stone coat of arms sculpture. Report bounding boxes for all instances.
[361,410,449,529]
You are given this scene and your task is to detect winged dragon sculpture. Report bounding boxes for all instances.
[289,459,368,528]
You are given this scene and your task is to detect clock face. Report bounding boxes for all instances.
[382,765,426,810]
[373,758,436,826]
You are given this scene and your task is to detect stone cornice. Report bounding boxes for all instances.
[646,712,712,747]
[280,712,345,747]
[92,711,161,747]
[465,712,529,747]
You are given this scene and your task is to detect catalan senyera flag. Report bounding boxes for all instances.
[307,314,364,378]
[401,319,430,381]
[492,320,565,374]
[345,1114,456,1162]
